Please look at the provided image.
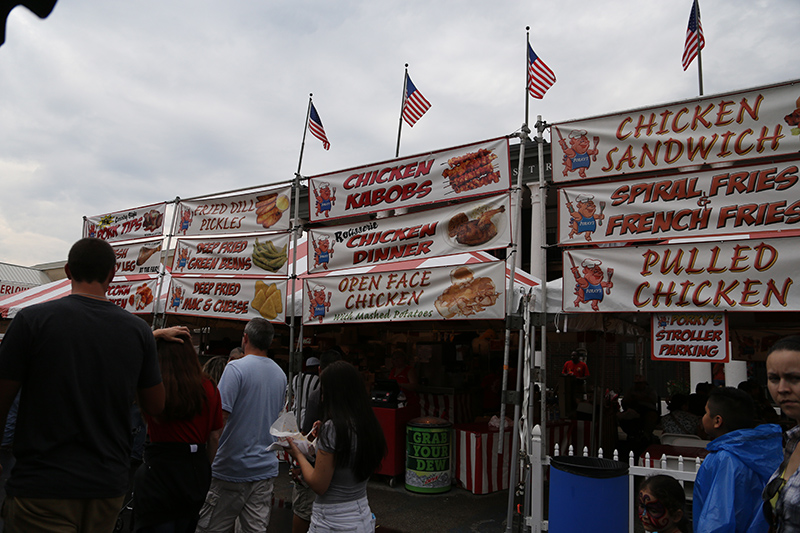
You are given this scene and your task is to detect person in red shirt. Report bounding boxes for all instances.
[562,351,590,379]
[560,351,589,418]
[134,331,224,532]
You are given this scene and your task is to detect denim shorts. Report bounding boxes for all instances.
[310,496,375,533]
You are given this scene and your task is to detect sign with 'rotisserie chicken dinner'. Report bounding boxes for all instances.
[307,194,510,274]
[307,137,510,222]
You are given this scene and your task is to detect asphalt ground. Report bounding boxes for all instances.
[268,461,513,533]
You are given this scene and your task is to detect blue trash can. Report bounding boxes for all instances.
[548,456,628,533]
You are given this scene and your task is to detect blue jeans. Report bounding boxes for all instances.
[310,496,375,533]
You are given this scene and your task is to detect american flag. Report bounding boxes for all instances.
[682,0,705,70]
[402,75,431,127]
[527,44,556,99]
[308,103,330,150]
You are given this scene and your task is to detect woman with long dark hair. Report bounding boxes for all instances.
[287,360,386,532]
[763,335,800,532]
[133,333,223,532]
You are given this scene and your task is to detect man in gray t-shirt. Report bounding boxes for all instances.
[197,318,287,533]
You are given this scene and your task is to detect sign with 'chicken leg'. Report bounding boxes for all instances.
[306,193,511,274]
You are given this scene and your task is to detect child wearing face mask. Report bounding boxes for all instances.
[638,475,691,533]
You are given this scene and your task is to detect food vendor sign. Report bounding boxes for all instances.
[307,138,510,222]
[558,160,800,245]
[113,239,163,276]
[562,236,800,313]
[307,194,511,274]
[652,313,729,362]
[173,233,290,277]
[550,79,800,183]
[84,203,167,244]
[166,276,286,323]
[107,278,159,315]
[176,186,291,237]
[302,261,506,325]
[0,282,34,296]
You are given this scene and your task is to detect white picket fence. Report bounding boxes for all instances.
[529,424,703,533]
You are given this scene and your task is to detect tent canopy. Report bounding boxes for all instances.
[0,275,169,319]
[1,232,539,322]
[0,278,70,318]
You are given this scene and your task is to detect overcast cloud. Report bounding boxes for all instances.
[0,0,796,266]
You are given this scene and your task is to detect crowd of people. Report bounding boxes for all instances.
[633,337,800,533]
[2,236,800,533]
[0,237,387,533]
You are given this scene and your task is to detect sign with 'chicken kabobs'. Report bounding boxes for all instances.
[307,137,510,222]
[307,193,511,274]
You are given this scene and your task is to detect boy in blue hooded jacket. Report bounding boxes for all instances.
[693,386,783,533]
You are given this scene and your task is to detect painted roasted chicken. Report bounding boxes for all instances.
[447,205,505,246]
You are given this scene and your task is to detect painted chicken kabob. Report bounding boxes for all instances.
[442,149,501,193]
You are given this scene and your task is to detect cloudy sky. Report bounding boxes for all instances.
[0,0,796,266]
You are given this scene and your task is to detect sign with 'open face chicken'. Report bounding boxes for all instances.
[302,260,506,325]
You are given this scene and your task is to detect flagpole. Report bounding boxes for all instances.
[296,94,312,178]
[288,94,312,413]
[695,0,704,96]
[525,27,530,126]
[395,64,408,158]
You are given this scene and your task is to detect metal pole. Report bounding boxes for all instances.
[500,125,528,450]
[506,291,531,532]
[502,124,529,532]
[395,65,408,157]
[695,0,704,96]
[287,96,313,413]
[535,115,548,452]
[525,27,530,127]
[534,115,549,533]
[152,198,181,329]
